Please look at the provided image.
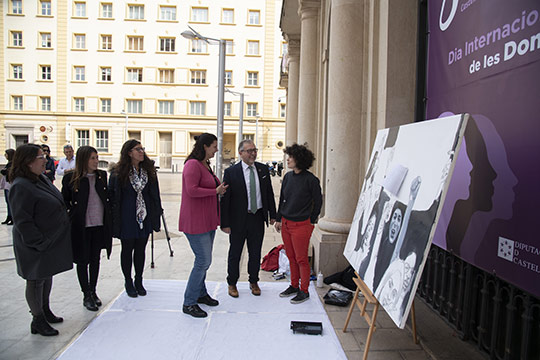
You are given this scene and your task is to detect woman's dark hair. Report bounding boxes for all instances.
[41,144,51,159]
[9,144,42,182]
[185,133,218,164]
[70,146,98,190]
[283,143,315,171]
[113,139,157,184]
[5,149,15,162]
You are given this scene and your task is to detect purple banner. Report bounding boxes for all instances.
[428,0,540,298]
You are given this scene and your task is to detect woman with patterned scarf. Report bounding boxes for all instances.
[109,140,162,297]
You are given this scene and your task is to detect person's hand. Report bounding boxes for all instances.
[216,183,229,195]
[269,219,276,225]
[274,221,282,233]
[221,227,231,234]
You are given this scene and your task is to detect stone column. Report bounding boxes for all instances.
[313,0,364,275]
[296,0,320,149]
[285,37,300,146]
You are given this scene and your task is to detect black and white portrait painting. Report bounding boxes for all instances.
[343,114,468,328]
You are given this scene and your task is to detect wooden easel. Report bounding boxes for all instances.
[342,272,418,360]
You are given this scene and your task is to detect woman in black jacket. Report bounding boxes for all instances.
[1,148,15,224]
[41,144,56,183]
[274,144,322,304]
[62,146,112,311]
[9,144,72,336]
[109,139,162,297]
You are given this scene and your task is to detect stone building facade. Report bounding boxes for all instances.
[280,0,419,274]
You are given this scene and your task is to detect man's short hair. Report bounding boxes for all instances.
[63,144,73,151]
[238,139,254,152]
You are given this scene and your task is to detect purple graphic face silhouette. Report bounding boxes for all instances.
[473,114,517,219]
[432,113,517,260]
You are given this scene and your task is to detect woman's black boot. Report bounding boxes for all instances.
[83,291,99,311]
[91,291,102,307]
[31,314,59,336]
[134,277,147,296]
[125,279,138,298]
[43,307,63,323]
[1,216,10,224]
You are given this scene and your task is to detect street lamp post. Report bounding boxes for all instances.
[255,114,260,147]
[247,113,260,153]
[239,93,244,141]
[121,110,128,142]
[182,26,226,180]
[225,88,245,151]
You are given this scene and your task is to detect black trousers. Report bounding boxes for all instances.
[76,226,104,293]
[25,277,52,316]
[227,210,265,285]
[120,236,149,281]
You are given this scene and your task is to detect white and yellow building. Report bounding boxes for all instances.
[1,0,286,169]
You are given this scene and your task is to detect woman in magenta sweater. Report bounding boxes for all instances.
[179,133,228,318]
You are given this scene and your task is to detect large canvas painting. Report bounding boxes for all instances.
[343,114,468,328]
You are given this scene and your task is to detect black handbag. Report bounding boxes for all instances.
[323,289,353,307]
[323,265,357,291]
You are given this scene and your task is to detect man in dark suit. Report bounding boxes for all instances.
[221,139,276,297]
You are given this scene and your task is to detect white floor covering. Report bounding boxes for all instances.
[57,280,347,360]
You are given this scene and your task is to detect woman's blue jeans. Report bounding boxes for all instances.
[183,230,215,306]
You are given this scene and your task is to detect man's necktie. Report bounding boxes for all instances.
[249,166,257,213]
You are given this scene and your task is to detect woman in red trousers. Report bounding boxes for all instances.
[274,143,322,304]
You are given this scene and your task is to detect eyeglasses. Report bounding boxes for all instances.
[242,148,258,154]
[42,149,50,153]
[132,147,145,153]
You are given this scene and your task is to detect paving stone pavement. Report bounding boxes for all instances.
[0,172,486,360]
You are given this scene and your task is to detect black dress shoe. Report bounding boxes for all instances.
[31,314,59,336]
[91,291,102,307]
[43,307,63,323]
[182,305,207,318]
[197,295,219,306]
[1,217,9,224]
[125,280,138,298]
[6,219,13,225]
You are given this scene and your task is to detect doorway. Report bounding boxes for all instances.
[159,132,172,169]
[14,135,29,148]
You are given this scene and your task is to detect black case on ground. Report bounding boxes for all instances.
[290,321,323,335]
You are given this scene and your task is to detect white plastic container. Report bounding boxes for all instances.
[316,272,324,287]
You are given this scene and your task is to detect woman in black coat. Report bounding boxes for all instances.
[109,139,162,298]
[62,146,112,312]
[9,144,72,336]
[41,144,56,183]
